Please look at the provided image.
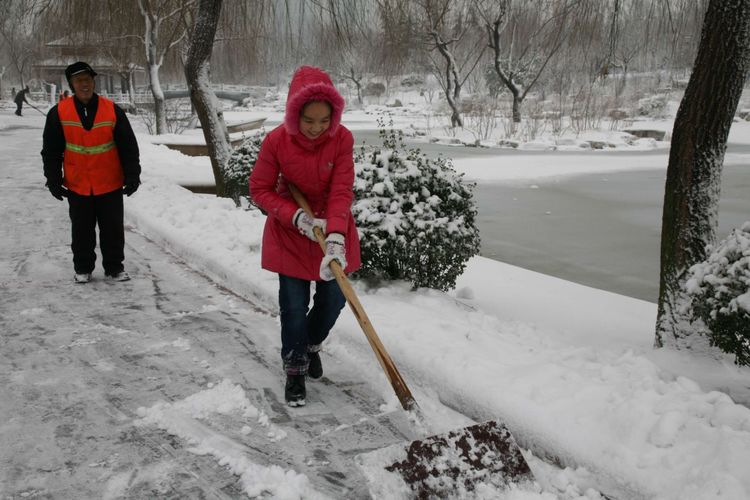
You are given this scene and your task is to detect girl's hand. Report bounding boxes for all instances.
[320,233,346,281]
[292,208,327,241]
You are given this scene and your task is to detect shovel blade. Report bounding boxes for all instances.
[382,420,533,498]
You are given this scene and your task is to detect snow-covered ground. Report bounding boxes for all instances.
[2,101,750,500]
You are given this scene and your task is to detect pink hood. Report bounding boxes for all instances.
[283,66,345,138]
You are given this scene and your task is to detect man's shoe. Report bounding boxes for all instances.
[308,351,323,380]
[73,273,91,283]
[285,374,306,407]
[107,271,130,282]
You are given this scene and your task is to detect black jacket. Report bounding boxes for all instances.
[41,93,141,186]
[14,89,29,104]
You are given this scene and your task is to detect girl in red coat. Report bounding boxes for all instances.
[250,66,361,406]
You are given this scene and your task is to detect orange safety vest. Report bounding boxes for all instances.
[59,96,124,195]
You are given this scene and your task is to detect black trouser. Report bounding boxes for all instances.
[67,189,125,276]
[15,102,22,116]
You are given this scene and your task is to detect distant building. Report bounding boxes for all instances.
[33,35,147,96]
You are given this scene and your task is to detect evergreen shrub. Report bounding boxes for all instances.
[685,222,750,366]
[352,118,480,291]
[225,130,265,206]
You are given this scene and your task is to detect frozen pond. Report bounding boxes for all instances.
[352,129,750,303]
[475,165,750,302]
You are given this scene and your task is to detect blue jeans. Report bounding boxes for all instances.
[278,274,346,375]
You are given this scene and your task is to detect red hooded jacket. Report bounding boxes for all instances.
[249,66,361,280]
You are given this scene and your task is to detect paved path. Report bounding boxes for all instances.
[0,123,412,499]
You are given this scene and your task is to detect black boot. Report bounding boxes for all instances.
[285,374,306,407]
[308,351,323,380]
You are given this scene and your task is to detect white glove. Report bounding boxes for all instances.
[293,208,327,241]
[320,233,346,281]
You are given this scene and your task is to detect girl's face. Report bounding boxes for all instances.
[299,101,331,139]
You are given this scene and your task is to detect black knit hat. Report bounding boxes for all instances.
[65,61,97,87]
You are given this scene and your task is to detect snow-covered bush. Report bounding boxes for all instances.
[685,222,750,366]
[400,75,424,87]
[364,82,386,98]
[352,119,481,291]
[637,94,668,117]
[225,130,265,206]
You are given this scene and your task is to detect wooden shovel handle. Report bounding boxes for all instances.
[288,183,418,412]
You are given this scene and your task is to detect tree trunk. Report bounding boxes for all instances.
[432,31,463,129]
[511,92,522,123]
[655,0,750,350]
[347,67,363,105]
[128,69,136,112]
[446,94,463,128]
[490,20,522,124]
[184,0,232,200]
[148,61,167,134]
[140,0,168,135]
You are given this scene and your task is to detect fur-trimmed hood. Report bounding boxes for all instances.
[283,66,345,138]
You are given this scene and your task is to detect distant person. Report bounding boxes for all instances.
[59,89,70,101]
[249,66,361,407]
[40,61,141,283]
[14,86,29,116]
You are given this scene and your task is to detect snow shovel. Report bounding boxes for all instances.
[289,183,535,497]
[27,102,47,116]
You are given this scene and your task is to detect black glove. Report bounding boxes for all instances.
[123,177,140,197]
[47,182,68,201]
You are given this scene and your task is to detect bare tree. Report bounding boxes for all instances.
[308,1,379,106]
[101,38,142,110]
[137,0,195,135]
[339,57,365,106]
[375,0,423,79]
[184,0,231,200]
[420,0,486,128]
[0,0,51,87]
[655,0,750,350]
[477,0,575,123]
[50,0,192,131]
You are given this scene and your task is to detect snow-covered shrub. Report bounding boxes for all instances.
[225,130,265,206]
[685,222,750,366]
[400,75,424,87]
[637,94,668,117]
[462,95,500,141]
[352,119,481,291]
[364,82,386,98]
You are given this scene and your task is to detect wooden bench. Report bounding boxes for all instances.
[226,117,266,133]
[195,117,266,133]
[153,135,248,157]
[154,118,266,157]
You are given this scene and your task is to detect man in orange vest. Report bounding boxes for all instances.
[41,62,141,283]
